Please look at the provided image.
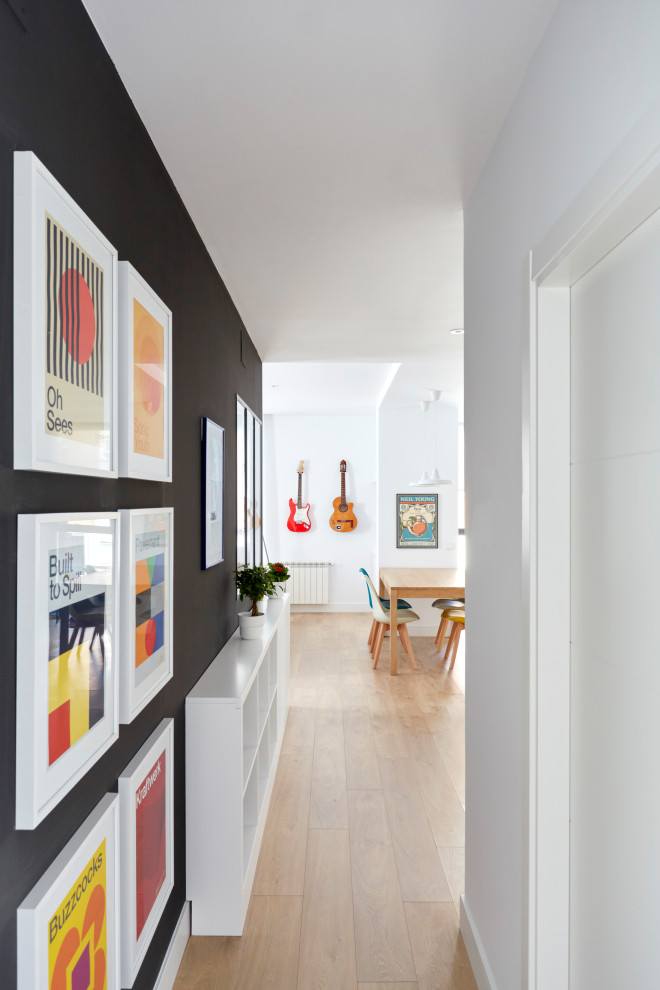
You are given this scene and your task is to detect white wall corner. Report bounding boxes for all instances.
[460,896,499,990]
[155,900,190,990]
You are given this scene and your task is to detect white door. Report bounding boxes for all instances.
[569,206,660,986]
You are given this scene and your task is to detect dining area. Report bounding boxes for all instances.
[360,566,466,675]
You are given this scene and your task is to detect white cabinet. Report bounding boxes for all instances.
[185,596,290,934]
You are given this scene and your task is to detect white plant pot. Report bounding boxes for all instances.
[271,583,286,599]
[238,610,266,639]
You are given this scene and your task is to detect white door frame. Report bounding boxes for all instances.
[525,128,660,989]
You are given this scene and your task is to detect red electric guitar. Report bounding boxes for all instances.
[329,460,357,532]
[287,460,311,532]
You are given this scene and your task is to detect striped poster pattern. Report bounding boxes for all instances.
[45,213,104,397]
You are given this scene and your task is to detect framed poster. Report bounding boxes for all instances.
[202,418,224,568]
[246,407,255,567]
[118,719,174,988]
[396,493,439,548]
[236,397,246,570]
[254,418,263,565]
[14,151,118,476]
[119,508,173,724]
[17,793,120,989]
[118,262,172,481]
[16,512,120,829]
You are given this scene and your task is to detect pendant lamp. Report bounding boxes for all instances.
[408,393,452,487]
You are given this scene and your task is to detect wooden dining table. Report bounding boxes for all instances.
[379,567,465,675]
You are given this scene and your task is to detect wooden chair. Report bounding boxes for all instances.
[360,570,419,669]
[436,607,465,669]
[359,568,412,652]
[432,597,465,652]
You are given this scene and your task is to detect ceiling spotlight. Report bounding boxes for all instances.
[450,327,464,335]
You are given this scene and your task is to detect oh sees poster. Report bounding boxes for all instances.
[397,493,439,548]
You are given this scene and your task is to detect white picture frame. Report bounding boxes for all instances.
[17,793,120,989]
[16,512,120,829]
[119,508,174,724]
[118,719,174,987]
[202,418,224,568]
[118,262,173,481]
[14,151,118,476]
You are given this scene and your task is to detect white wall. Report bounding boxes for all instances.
[378,403,459,633]
[464,3,660,988]
[263,413,377,608]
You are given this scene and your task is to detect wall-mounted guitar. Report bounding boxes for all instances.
[329,459,358,532]
[287,460,311,532]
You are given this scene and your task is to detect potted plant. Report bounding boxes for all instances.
[268,561,291,597]
[234,565,275,639]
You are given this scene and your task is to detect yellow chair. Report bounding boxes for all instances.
[360,570,419,670]
[436,608,465,669]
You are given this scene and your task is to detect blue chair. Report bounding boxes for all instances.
[360,570,419,669]
[359,568,412,652]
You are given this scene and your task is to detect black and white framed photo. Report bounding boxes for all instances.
[118,719,174,988]
[118,262,172,481]
[17,794,120,989]
[16,512,120,829]
[202,417,224,568]
[14,151,118,476]
[119,508,174,723]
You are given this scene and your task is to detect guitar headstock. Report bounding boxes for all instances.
[340,460,346,472]
[297,460,305,474]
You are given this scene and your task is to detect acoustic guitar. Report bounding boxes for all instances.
[329,460,357,532]
[287,460,311,532]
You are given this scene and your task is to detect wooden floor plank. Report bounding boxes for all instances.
[413,759,465,847]
[232,895,303,990]
[281,706,316,756]
[310,715,349,828]
[298,829,357,989]
[379,758,453,903]
[348,790,417,983]
[173,935,241,990]
[438,846,466,915]
[404,902,477,990]
[344,708,381,790]
[254,755,313,895]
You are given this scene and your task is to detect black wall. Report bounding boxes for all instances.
[0,1,261,985]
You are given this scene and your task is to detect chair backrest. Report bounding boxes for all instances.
[358,568,373,608]
[359,569,389,623]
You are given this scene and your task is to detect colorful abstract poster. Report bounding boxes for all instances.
[119,509,173,724]
[397,493,439,548]
[47,541,109,766]
[134,530,166,686]
[44,215,105,451]
[48,839,107,990]
[132,299,164,460]
[17,794,119,989]
[135,750,167,940]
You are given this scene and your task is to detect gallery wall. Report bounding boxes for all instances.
[463,1,660,987]
[0,1,261,986]
[263,413,378,607]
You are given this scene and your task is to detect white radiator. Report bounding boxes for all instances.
[284,562,330,605]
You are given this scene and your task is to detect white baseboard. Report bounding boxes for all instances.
[291,603,370,612]
[460,896,498,990]
[155,900,190,990]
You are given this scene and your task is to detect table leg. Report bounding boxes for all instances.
[389,591,398,675]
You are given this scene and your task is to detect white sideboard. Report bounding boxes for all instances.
[185,595,290,935]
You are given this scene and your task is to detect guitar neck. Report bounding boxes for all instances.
[340,471,346,505]
[297,472,303,508]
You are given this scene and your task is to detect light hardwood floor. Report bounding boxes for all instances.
[174,612,476,990]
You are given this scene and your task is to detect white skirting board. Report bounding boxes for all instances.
[154,900,190,990]
[291,603,371,613]
[460,896,498,990]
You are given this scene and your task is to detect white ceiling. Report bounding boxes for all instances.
[82,0,558,369]
[263,362,399,415]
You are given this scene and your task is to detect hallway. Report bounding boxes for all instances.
[174,611,475,989]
